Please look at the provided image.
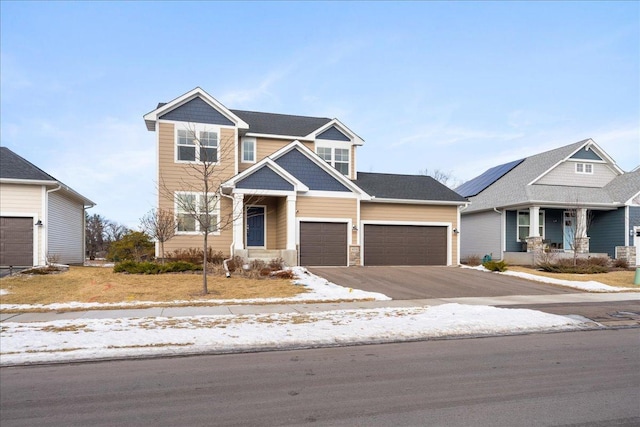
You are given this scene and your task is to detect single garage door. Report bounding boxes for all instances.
[364,224,447,266]
[299,222,348,266]
[0,217,34,267]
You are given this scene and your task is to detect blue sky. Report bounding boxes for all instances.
[2,1,638,227]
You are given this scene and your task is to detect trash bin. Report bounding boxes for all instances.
[634,267,640,286]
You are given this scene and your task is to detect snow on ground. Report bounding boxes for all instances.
[0,289,8,296]
[0,267,391,312]
[0,304,588,365]
[462,265,639,292]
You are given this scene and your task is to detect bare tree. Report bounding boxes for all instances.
[564,205,594,266]
[85,213,106,260]
[159,124,260,294]
[420,168,461,188]
[140,208,176,264]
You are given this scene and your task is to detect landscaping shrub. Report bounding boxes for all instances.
[463,255,482,266]
[106,231,155,262]
[168,248,225,264]
[537,257,611,274]
[612,258,629,269]
[114,260,201,274]
[482,260,508,272]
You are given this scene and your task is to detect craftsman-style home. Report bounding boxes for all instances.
[144,87,467,266]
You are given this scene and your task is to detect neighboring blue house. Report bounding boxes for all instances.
[456,139,640,265]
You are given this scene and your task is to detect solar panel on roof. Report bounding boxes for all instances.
[456,158,524,197]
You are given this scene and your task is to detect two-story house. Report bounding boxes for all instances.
[456,139,640,265]
[144,87,467,267]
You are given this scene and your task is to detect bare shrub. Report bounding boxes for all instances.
[462,255,481,266]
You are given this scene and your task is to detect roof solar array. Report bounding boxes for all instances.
[456,158,524,198]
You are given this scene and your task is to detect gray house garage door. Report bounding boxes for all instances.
[299,222,348,266]
[364,224,447,266]
[0,217,34,267]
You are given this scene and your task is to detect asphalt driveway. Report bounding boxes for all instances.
[309,266,580,300]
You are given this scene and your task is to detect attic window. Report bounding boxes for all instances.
[317,146,350,176]
[575,163,593,174]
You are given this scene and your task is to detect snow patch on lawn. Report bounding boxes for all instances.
[0,303,588,365]
[462,264,639,292]
[0,289,9,296]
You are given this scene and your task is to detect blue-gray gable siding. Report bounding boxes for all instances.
[317,126,350,141]
[570,147,603,161]
[236,166,294,191]
[275,149,350,192]
[160,97,235,126]
[589,208,624,257]
[505,211,521,252]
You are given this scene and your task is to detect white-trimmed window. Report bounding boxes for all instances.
[575,163,593,174]
[176,126,218,163]
[175,192,220,234]
[517,210,544,242]
[317,146,350,176]
[241,137,256,163]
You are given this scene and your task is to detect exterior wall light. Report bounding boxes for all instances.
[35,220,43,226]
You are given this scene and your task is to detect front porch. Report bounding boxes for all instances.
[230,194,298,266]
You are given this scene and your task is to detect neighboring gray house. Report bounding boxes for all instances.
[0,147,95,267]
[456,139,640,265]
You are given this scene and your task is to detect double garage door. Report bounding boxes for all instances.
[299,222,447,266]
[0,217,34,267]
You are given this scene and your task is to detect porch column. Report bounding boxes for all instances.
[575,207,590,253]
[529,206,540,237]
[232,193,245,251]
[526,206,543,253]
[286,195,296,250]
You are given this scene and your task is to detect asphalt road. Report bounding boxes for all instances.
[2,329,638,427]
[309,266,579,300]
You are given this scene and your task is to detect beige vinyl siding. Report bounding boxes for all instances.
[296,196,357,222]
[0,183,44,265]
[361,202,459,264]
[158,123,237,194]
[264,198,278,249]
[161,192,234,257]
[361,203,457,223]
[535,162,617,187]
[48,191,85,264]
[276,197,287,249]
[0,184,43,214]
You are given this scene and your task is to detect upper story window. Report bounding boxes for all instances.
[241,137,256,163]
[575,163,593,174]
[317,146,350,176]
[176,127,218,163]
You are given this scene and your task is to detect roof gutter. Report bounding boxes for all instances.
[365,197,468,206]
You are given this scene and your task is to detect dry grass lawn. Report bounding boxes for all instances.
[509,266,639,288]
[0,266,306,306]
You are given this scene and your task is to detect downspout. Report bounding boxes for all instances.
[43,185,62,265]
[220,192,235,278]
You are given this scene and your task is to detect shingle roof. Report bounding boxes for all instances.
[0,147,56,181]
[459,139,633,213]
[231,109,332,138]
[353,172,468,203]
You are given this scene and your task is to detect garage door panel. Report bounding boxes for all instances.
[364,224,446,266]
[299,222,348,266]
[0,217,34,267]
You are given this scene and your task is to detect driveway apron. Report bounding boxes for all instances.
[309,266,580,300]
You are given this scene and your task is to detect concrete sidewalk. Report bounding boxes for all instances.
[2,292,639,323]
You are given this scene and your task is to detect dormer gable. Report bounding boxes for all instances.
[144,87,249,131]
[530,139,623,188]
[305,119,364,145]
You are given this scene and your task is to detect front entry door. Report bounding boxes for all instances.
[246,206,265,247]
[563,211,576,251]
